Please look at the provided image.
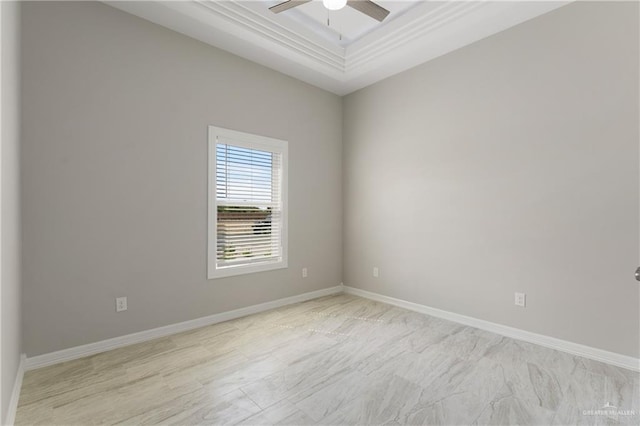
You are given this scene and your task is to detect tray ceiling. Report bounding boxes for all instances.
[269,1,423,45]
[106,1,570,95]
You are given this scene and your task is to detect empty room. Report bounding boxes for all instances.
[1,0,639,425]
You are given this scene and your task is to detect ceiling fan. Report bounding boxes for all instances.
[269,0,391,22]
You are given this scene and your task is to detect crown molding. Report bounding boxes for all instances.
[345,1,487,73]
[195,1,346,72]
[105,1,571,96]
[105,0,348,93]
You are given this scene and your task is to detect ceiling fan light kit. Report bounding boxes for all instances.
[322,0,347,11]
[269,0,391,22]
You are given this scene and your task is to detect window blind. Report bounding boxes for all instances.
[215,142,283,268]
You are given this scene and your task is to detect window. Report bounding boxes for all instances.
[208,126,288,279]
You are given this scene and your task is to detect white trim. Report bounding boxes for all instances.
[24,285,342,371]
[195,0,345,72]
[105,1,570,95]
[4,354,25,426]
[21,284,639,376]
[207,126,289,280]
[0,0,4,420]
[343,286,640,372]
[344,1,487,72]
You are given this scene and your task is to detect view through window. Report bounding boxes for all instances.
[208,127,288,278]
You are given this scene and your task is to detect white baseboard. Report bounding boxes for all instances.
[4,354,26,426]
[23,283,639,374]
[25,285,343,371]
[343,286,640,372]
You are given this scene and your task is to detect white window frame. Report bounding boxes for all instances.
[208,126,288,279]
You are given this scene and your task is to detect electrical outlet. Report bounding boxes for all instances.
[302,267,308,278]
[116,297,128,312]
[515,292,526,307]
[373,267,379,278]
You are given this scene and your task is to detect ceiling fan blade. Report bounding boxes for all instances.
[269,0,312,14]
[347,0,390,22]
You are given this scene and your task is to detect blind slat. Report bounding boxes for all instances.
[215,142,283,270]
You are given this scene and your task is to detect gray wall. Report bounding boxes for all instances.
[1,0,22,422]
[21,2,342,357]
[343,1,639,358]
[20,1,640,360]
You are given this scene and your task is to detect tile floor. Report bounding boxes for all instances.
[15,294,639,425]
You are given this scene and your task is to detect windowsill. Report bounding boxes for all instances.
[207,259,288,279]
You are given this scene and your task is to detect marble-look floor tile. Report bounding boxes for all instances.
[13,401,53,426]
[241,347,355,409]
[160,349,250,392]
[551,367,640,426]
[575,358,639,384]
[493,360,566,413]
[314,372,424,425]
[388,349,471,397]
[395,322,456,354]
[292,369,373,421]
[265,331,339,365]
[429,326,504,362]
[50,374,173,425]
[162,389,261,426]
[124,343,216,380]
[350,336,416,376]
[15,294,639,426]
[90,337,179,372]
[19,361,128,409]
[168,321,239,348]
[114,387,215,425]
[237,399,315,425]
[19,357,98,406]
[473,394,556,426]
[397,357,506,425]
[376,306,443,330]
[494,340,578,394]
[199,355,287,398]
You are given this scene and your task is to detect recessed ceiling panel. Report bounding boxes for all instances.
[263,0,422,45]
[106,1,572,95]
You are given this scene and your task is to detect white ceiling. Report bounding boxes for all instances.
[267,1,423,45]
[106,1,571,95]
